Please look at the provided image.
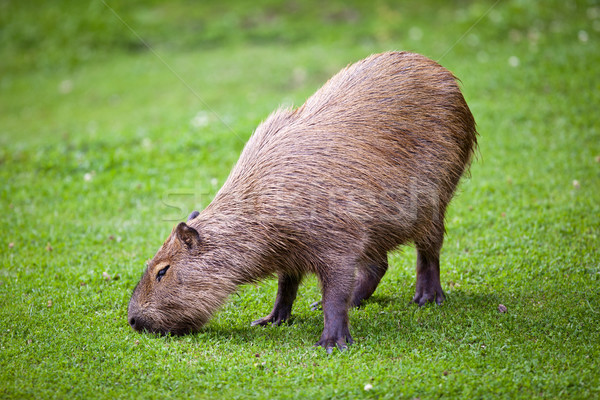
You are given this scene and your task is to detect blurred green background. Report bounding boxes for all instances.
[1,0,599,398]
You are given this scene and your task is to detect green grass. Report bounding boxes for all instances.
[1,0,599,398]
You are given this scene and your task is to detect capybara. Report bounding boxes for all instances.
[128,51,477,352]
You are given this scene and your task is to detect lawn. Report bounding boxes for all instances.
[1,0,599,398]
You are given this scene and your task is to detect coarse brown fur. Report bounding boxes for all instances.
[128,51,478,351]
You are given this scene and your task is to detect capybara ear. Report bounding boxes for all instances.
[175,222,201,249]
[187,210,200,221]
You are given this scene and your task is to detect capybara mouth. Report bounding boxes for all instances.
[129,315,195,336]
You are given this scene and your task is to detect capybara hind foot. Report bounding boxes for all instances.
[413,246,445,306]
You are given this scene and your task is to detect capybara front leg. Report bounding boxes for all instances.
[252,273,301,326]
[315,273,354,353]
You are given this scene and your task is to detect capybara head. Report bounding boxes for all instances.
[127,217,235,335]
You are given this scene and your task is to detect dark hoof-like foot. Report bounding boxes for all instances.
[350,298,365,308]
[251,311,290,327]
[315,333,353,353]
[412,288,445,306]
[310,300,322,311]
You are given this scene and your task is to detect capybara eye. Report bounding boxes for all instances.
[156,265,170,282]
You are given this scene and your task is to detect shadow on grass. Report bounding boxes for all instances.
[139,290,518,349]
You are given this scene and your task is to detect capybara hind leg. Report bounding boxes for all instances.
[413,226,446,306]
[351,255,388,307]
[311,254,388,310]
[252,273,301,326]
[412,247,445,306]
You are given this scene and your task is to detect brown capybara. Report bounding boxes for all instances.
[128,51,477,352]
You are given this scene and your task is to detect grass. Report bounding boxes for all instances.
[1,0,599,398]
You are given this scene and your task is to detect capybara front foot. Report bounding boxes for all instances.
[315,331,354,354]
[251,309,291,327]
[412,286,445,306]
[315,321,354,353]
[252,274,299,326]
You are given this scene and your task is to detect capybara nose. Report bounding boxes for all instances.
[128,314,146,332]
